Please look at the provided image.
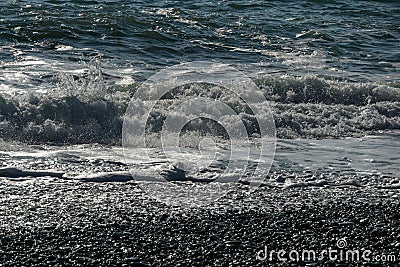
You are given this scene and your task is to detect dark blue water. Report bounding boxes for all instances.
[0,0,399,144]
[1,0,399,81]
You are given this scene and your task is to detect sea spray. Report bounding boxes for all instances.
[0,63,399,144]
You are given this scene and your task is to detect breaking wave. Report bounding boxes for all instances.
[0,66,399,144]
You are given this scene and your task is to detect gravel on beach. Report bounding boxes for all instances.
[0,178,399,266]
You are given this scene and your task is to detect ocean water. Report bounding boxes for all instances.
[0,0,399,196]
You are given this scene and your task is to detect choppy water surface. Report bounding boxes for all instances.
[1,0,399,90]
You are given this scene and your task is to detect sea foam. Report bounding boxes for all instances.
[0,65,399,144]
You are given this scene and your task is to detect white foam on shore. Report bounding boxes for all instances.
[0,132,397,189]
[69,171,134,182]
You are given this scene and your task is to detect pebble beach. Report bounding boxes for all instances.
[1,175,399,266]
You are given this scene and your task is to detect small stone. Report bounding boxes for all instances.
[47,255,57,262]
[111,232,121,240]
[339,221,354,226]
[24,239,35,246]
[126,256,140,262]
[225,240,243,248]
[275,176,286,183]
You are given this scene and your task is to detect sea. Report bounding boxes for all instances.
[0,0,399,205]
